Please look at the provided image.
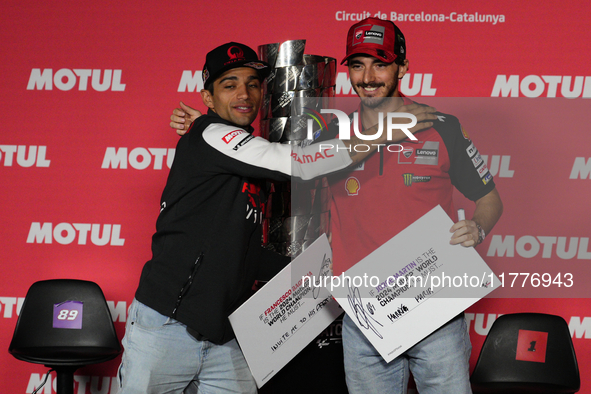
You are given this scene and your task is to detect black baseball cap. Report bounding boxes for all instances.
[202,42,271,89]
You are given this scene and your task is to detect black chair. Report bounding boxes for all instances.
[9,279,122,394]
[471,313,580,393]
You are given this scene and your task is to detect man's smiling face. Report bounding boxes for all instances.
[348,55,408,108]
[201,67,262,127]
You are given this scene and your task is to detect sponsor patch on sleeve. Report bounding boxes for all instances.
[477,163,490,178]
[466,142,477,158]
[482,172,493,185]
[222,129,247,144]
[472,153,483,168]
[232,135,255,151]
[461,125,470,140]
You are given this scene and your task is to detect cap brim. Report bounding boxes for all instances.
[206,60,271,88]
[340,48,396,65]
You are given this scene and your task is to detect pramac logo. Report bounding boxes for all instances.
[345,177,360,196]
[226,46,245,63]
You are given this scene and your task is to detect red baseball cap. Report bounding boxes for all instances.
[341,18,406,65]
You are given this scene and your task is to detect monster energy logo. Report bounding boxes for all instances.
[402,173,431,187]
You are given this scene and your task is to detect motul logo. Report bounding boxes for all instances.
[26,222,125,246]
[222,130,246,144]
[27,68,126,91]
[491,75,591,98]
[570,157,591,179]
[101,147,176,170]
[487,235,591,260]
[26,374,119,394]
[0,145,50,167]
[178,70,204,92]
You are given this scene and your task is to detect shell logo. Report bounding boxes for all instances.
[461,125,470,140]
[345,177,360,196]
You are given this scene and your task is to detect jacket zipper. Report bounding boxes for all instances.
[172,252,204,319]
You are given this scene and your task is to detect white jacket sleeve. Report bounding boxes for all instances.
[202,124,352,180]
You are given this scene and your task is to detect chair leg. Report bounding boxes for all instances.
[53,366,78,394]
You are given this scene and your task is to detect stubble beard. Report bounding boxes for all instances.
[355,80,399,111]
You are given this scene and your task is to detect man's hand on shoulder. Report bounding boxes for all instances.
[395,103,438,136]
[170,102,201,136]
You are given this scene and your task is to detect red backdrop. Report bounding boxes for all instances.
[2,0,590,392]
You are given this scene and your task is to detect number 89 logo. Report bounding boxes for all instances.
[57,309,79,321]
